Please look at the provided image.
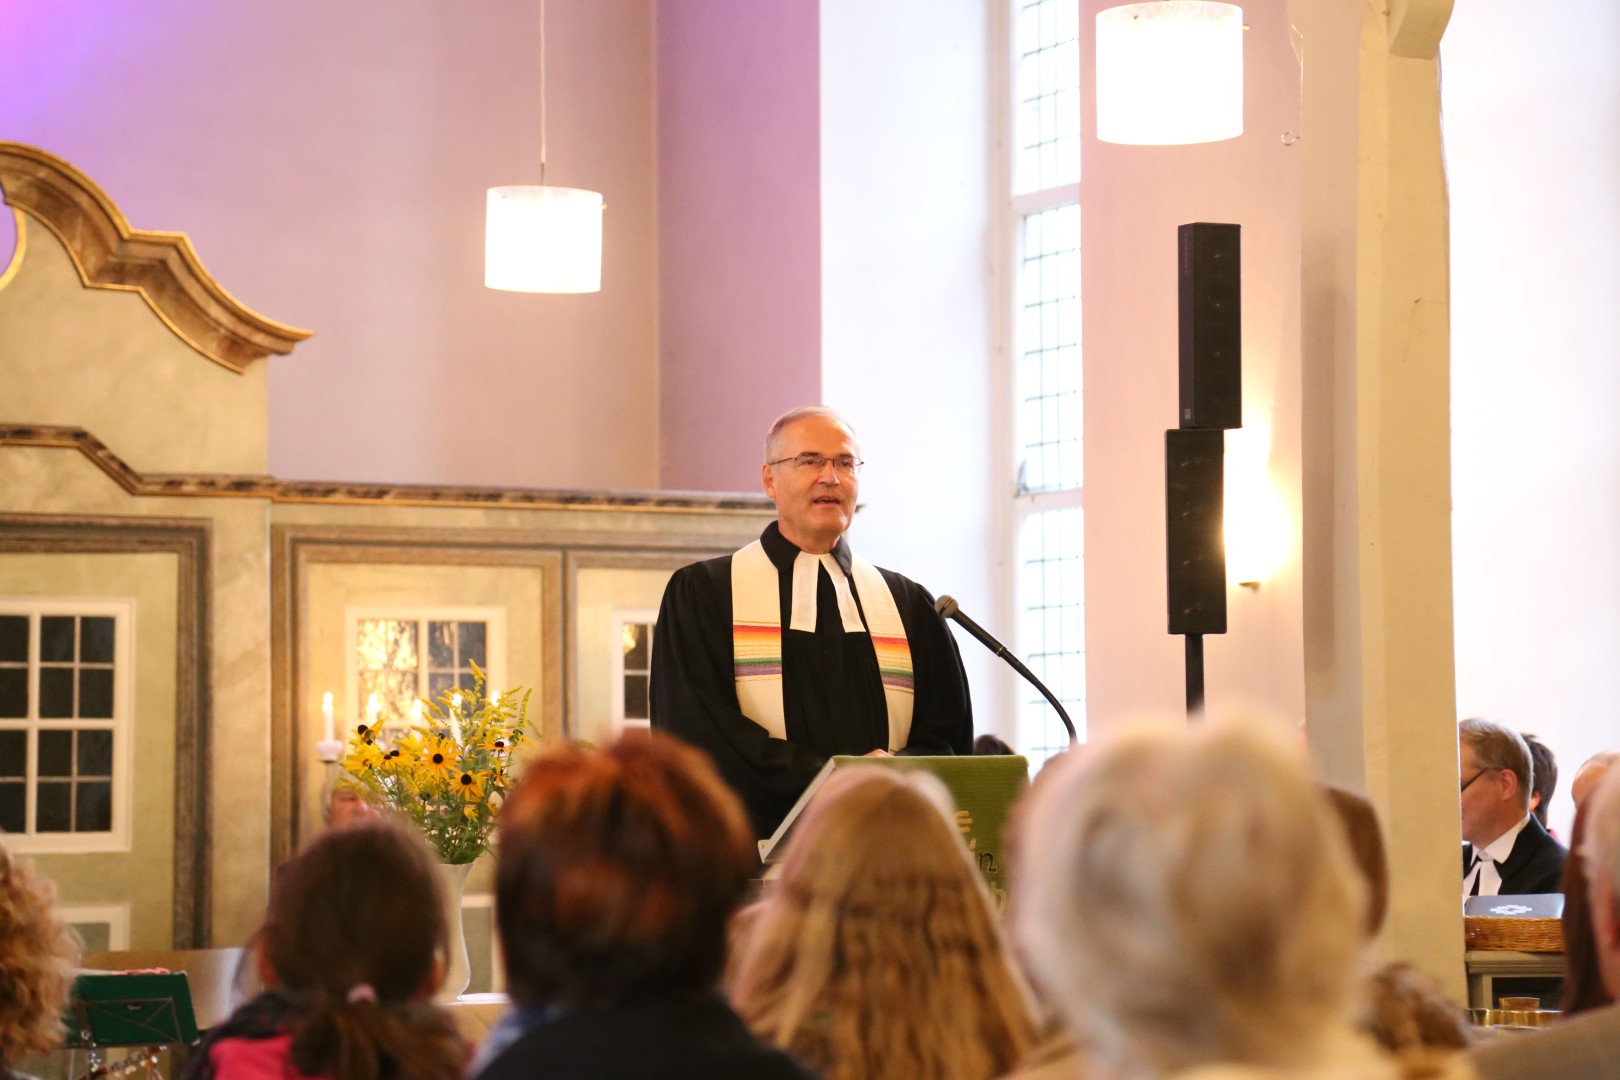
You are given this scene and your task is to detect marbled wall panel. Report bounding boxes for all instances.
[0,218,268,475]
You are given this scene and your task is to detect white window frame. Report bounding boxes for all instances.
[610,609,658,737]
[343,607,507,734]
[57,901,131,951]
[0,598,135,854]
[999,0,1086,765]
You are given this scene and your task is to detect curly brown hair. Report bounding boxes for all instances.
[0,843,80,1070]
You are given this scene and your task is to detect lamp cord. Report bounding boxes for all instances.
[538,0,547,185]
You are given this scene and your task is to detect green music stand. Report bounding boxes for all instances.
[62,971,200,1080]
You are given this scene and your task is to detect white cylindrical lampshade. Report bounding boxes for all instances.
[1096,2,1244,146]
[485,185,603,293]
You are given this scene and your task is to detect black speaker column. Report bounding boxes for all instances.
[1165,428,1227,637]
[1167,222,1241,716]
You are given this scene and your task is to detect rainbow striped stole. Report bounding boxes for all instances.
[732,621,783,680]
[871,634,915,693]
[730,539,914,749]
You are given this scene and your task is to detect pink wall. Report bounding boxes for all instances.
[2,0,660,489]
[1080,0,1306,728]
[655,0,822,492]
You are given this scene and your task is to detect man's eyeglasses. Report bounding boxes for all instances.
[768,453,863,476]
[1460,767,1501,793]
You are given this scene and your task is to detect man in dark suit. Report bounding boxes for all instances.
[1459,718,1565,898]
[1471,767,1620,1080]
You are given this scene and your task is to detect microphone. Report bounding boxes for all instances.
[935,595,1078,747]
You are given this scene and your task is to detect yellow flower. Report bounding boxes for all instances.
[452,769,488,803]
[419,737,457,782]
[342,743,384,774]
[393,730,426,759]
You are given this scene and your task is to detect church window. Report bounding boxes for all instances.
[612,613,656,737]
[1008,0,1083,765]
[348,609,504,735]
[0,602,133,851]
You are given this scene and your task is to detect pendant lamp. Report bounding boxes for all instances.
[1095,2,1244,146]
[485,0,604,293]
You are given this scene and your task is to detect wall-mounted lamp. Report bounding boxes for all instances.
[485,0,604,293]
[1095,1,1245,145]
[1223,421,1288,587]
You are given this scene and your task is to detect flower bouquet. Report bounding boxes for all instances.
[338,664,532,865]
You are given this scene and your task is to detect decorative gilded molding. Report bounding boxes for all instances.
[0,425,777,514]
[0,207,24,292]
[0,142,312,373]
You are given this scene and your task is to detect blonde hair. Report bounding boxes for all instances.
[729,767,1036,1080]
[1014,721,1367,1077]
[0,842,81,1070]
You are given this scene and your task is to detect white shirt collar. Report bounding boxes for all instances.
[1474,813,1532,865]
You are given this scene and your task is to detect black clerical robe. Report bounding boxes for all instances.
[650,523,974,838]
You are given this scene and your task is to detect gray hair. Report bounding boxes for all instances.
[1013,720,1366,1075]
[1459,718,1533,810]
[762,406,858,463]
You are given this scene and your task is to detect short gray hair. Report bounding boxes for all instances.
[1013,720,1366,1075]
[762,406,857,463]
[1459,718,1533,810]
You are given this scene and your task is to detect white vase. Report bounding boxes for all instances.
[436,861,474,1002]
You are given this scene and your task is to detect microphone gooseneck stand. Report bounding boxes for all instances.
[934,595,1077,748]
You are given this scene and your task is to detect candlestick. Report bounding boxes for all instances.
[322,691,335,743]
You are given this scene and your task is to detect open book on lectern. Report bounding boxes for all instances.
[758,754,1031,914]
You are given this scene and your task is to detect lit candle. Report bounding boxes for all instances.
[322,692,335,743]
[411,699,424,725]
[366,693,380,730]
[489,689,500,708]
[450,691,463,745]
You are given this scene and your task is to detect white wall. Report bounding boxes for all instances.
[819,0,1003,731]
[1445,0,1620,839]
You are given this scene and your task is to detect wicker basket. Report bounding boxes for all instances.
[1464,915,1564,953]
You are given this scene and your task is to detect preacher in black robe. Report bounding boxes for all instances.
[650,522,974,839]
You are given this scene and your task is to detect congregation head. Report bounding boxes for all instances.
[493,735,754,1009]
[1582,767,1620,999]
[1458,717,1534,846]
[749,765,987,934]
[1573,749,1620,809]
[0,842,80,1073]
[260,819,447,1006]
[1321,784,1390,937]
[1014,718,1367,1076]
[1522,731,1558,827]
[729,764,1034,1080]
